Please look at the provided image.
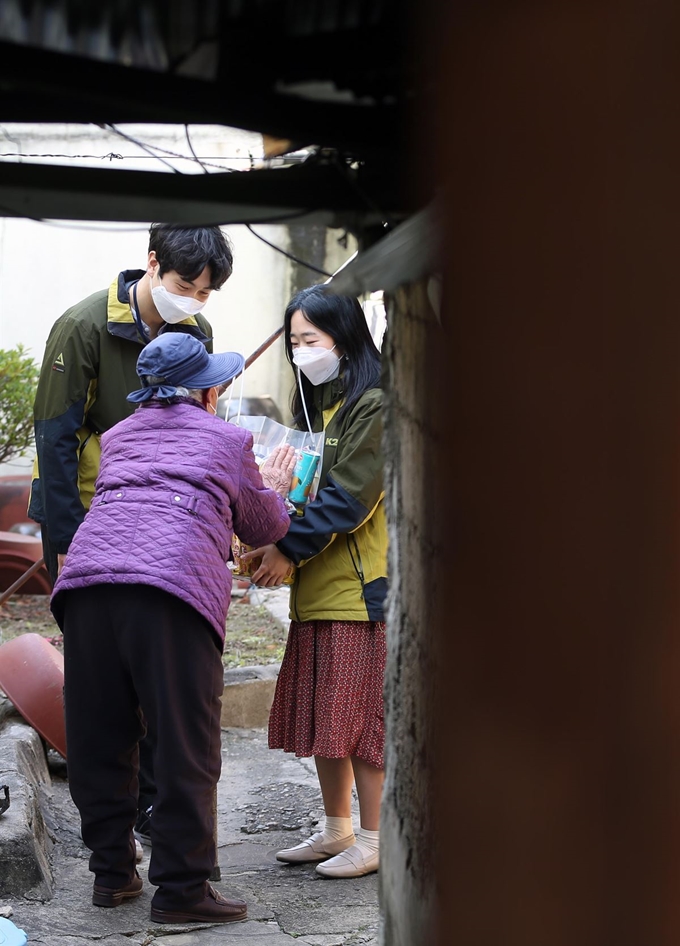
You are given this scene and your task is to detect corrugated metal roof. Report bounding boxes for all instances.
[0,0,405,98]
[0,0,219,74]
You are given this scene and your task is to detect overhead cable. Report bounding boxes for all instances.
[245,223,332,277]
[105,124,182,174]
[183,123,334,278]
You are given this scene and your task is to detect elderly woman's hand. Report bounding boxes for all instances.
[242,543,294,587]
[260,444,297,498]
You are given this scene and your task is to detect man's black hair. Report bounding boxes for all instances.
[284,284,382,426]
[148,224,234,289]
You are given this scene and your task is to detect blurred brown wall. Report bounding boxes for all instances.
[382,2,680,944]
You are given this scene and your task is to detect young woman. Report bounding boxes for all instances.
[244,285,387,878]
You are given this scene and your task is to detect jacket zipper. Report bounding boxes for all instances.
[347,534,366,599]
[292,565,300,620]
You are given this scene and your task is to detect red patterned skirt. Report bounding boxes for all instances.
[268,619,386,769]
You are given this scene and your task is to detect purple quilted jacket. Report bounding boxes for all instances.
[51,400,290,642]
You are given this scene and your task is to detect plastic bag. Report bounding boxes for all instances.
[228,416,324,586]
[232,415,324,505]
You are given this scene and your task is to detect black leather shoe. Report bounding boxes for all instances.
[92,871,143,907]
[150,884,247,924]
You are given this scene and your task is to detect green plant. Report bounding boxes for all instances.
[0,345,39,464]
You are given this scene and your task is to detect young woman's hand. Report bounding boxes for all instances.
[241,543,294,587]
[260,445,297,498]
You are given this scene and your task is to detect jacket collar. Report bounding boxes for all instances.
[312,376,345,413]
[107,270,210,345]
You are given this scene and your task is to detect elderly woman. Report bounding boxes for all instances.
[51,332,294,925]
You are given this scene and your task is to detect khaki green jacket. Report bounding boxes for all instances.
[29,270,212,553]
[277,382,387,623]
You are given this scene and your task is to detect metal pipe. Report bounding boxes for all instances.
[0,557,46,607]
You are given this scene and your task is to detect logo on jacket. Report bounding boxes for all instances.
[52,352,65,373]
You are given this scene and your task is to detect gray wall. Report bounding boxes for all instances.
[381,282,438,945]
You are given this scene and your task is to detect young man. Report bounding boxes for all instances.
[29,222,234,842]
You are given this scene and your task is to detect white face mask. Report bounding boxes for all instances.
[292,345,341,386]
[151,276,207,324]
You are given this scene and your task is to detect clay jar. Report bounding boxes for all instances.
[0,633,65,757]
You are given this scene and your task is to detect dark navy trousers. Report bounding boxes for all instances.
[43,531,158,818]
[59,583,224,909]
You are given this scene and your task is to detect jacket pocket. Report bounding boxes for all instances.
[363,577,387,621]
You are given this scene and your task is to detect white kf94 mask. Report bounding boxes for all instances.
[151,283,207,324]
[292,345,341,385]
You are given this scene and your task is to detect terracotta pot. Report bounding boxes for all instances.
[0,553,52,595]
[0,475,31,532]
[0,633,65,757]
[0,531,51,595]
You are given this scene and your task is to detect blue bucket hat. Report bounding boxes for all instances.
[127,333,245,403]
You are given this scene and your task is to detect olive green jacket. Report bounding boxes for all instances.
[277,381,387,623]
[29,270,213,553]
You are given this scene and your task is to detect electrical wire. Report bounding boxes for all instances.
[331,154,397,231]
[183,123,335,278]
[0,152,258,160]
[106,126,245,173]
[115,131,220,166]
[105,124,183,174]
[0,151,125,161]
[245,223,332,277]
[185,124,209,173]
[0,202,320,231]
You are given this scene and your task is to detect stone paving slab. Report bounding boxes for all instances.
[221,665,280,729]
[0,719,54,899]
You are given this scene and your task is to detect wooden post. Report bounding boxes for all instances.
[435,3,680,944]
[381,2,680,944]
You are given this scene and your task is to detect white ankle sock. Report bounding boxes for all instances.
[355,827,379,856]
[322,816,354,842]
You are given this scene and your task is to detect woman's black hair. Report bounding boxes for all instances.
[148,223,234,289]
[284,285,382,427]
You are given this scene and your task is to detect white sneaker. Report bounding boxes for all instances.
[315,843,379,878]
[134,838,144,863]
[276,831,356,863]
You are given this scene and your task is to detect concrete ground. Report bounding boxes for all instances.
[1,726,379,946]
[0,587,380,946]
